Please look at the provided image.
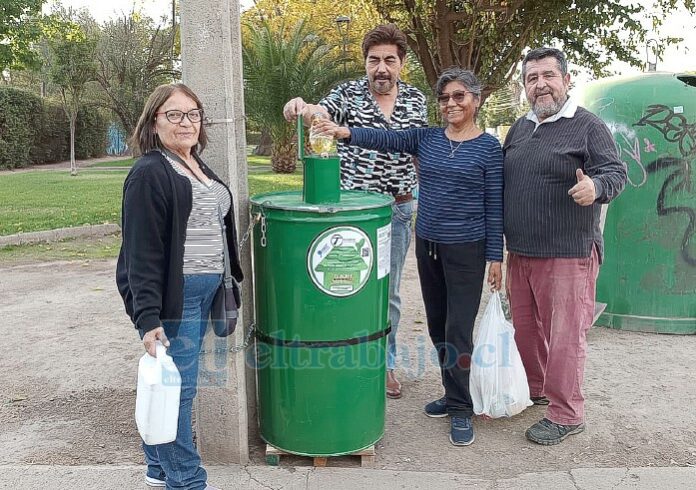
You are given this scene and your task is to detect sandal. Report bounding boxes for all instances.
[386,371,402,399]
[531,396,550,405]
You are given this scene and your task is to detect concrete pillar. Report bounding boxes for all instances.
[179,0,255,463]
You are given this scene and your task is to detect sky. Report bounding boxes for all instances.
[42,0,254,21]
[45,0,695,75]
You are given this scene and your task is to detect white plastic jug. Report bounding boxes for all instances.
[135,341,181,445]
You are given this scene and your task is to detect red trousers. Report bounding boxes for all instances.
[506,248,599,425]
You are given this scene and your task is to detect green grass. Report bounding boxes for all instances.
[90,158,135,168]
[246,154,271,166]
[86,154,270,168]
[0,170,127,236]
[248,172,302,194]
[0,168,302,236]
[0,234,121,264]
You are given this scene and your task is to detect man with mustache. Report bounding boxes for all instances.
[503,47,627,445]
[283,24,428,400]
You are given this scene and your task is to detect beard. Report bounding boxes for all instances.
[370,75,396,95]
[532,92,567,119]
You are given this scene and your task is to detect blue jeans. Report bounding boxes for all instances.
[388,200,414,371]
[143,273,222,490]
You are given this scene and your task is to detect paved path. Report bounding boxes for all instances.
[0,156,285,174]
[2,464,695,489]
[0,155,132,175]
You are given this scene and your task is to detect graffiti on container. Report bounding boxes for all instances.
[593,96,615,118]
[644,139,656,153]
[634,105,696,266]
[592,101,645,188]
[634,105,696,159]
[608,123,654,187]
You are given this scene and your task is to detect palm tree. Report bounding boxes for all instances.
[242,20,352,173]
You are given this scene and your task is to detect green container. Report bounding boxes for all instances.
[303,155,341,204]
[251,182,393,455]
[577,72,696,333]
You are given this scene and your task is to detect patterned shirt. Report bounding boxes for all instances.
[319,76,428,196]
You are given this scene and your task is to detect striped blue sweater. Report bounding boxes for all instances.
[349,127,504,262]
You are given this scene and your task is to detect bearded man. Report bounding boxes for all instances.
[503,47,627,445]
[284,24,428,400]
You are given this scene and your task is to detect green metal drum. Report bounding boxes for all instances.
[251,154,393,455]
[578,73,696,333]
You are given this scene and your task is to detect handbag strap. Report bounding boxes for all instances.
[217,202,233,287]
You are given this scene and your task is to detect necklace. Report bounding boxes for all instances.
[448,139,465,158]
[446,126,477,158]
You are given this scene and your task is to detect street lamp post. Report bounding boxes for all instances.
[335,15,351,74]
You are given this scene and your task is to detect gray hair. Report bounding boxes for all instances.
[521,47,568,81]
[435,67,482,97]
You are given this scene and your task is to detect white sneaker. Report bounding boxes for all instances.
[146,475,217,489]
[145,475,165,487]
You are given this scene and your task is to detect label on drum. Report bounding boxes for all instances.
[307,226,374,297]
[376,224,391,279]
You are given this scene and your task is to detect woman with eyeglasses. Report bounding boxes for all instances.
[116,83,242,490]
[313,67,503,447]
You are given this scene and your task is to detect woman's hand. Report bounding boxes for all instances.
[487,262,502,291]
[312,119,351,140]
[143,326,170,357]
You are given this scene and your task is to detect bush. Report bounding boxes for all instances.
[246,131,261,145]
[0,87,42,169]
[0,87,110,169]
[30,101,69,164]
[75,106,109,159]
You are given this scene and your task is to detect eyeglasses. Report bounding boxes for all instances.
[156,109,204,124]
[437,91,471,105]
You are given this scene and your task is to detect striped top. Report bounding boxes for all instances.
[164,155,231,274]
[502,105,627,261]
[349,127,504,261]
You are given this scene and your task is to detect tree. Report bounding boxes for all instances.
[373,0,696,100]
[478,81,525,129]
[242,20,355,173]
[244,0,426,87]
[245,0,381,73]
[0,0,44,74]
[94,12,179,138]
[45,16,98,175]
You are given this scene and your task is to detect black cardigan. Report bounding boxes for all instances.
[116,151,244,338]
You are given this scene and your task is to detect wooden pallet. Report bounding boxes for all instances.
[265,444,375,468]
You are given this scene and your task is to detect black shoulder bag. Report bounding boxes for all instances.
[210,203,241,337]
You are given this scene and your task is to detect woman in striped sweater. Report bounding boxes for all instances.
[314,67,503,447]
[116,83,242,489]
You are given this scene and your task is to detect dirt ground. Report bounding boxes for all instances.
[2,241,696,478]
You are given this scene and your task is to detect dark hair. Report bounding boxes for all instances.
[130,83,208,155]
[435,67,482,97]
[361,24,408,62]
[521,47,568,80]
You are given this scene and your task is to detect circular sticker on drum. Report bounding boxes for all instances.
[307,226,373,297]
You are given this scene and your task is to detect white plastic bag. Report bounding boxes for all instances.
[135,341,181,445]
[470,292,532,418]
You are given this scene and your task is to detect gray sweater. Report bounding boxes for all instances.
[502,107,627,262]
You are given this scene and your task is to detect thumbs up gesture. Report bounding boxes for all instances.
[568,168,596,206]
